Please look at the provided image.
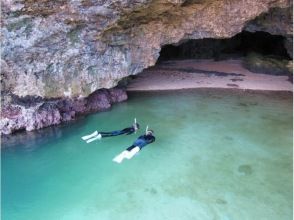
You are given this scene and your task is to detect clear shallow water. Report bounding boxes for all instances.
[2,89,293,220]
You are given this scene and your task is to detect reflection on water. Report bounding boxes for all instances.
[1,118,89,152]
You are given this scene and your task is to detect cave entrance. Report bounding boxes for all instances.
[126,30,292,91]
[158,31,291,62]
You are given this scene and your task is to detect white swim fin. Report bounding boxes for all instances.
[81,130,98,140]
[86,134,102,143]
[112,151,128,163]
[125,147,140,159]
[112,147,140,163]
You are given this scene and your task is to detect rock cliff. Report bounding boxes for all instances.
[1,0,292,134]
[1,88,127,134]
[2,0,291,98]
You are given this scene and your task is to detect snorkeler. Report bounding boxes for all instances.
[81,119,140,143]
[112,127,156,164]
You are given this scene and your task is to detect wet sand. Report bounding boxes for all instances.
[127,59,293,92]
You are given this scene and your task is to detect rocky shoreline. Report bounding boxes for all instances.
[0,88,127,135]
[2,59,292,136]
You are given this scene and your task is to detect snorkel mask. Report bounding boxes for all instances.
[146,130,154,135]
[145,125,153,135]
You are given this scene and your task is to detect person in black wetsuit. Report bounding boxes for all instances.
[99,123,140,138]
[126,130,155,151]
[113,129,156,163]
[81,119,140,143]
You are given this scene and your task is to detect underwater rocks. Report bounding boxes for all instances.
[1,0,291,99]
[0,88,127,135]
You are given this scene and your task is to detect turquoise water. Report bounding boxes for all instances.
[2,89,293,220]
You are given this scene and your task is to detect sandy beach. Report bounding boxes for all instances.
[127,59,293,92]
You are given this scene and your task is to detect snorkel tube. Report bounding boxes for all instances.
[133,118,138,133]
[145,125,154,136]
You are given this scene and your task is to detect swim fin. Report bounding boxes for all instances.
[81,130,98,140]
[86,134,102,143]
[125,147,140,159]
[112,151,128,163]
[112,147,140,163]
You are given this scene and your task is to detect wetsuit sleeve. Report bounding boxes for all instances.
[151,136,155,143]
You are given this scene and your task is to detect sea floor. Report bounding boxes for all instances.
[1,89,293,220]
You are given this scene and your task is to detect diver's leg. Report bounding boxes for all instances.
[87,131,122,143]
[85,130,120,142]
[96,132,111,138]
[99,130,123,138]
[98,132,111,135]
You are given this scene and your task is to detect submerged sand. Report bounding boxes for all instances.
[127,59,293,92]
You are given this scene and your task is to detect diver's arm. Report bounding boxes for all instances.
[150,136,155,143]
[125,128,135,135]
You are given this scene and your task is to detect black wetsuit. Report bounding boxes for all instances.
[127,134,156,151]
[99,126,136,138]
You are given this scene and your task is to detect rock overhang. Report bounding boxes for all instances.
[1,0,292,98]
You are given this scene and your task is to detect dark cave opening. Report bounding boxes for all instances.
[158,31,291,62]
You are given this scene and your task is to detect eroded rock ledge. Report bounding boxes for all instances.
[1,88,127,135]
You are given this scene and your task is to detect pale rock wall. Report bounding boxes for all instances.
[1,0,291,98]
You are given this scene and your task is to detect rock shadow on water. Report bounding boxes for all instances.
[144,187,158,195]
[224,136,234,141]
[237,102,258,107]
[215,198,228,205]
[238,164,253,175]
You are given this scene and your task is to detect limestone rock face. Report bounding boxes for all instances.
[1,0,291,99]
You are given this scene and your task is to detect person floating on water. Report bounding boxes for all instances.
[113,127,156,164]
[81,119,140,143]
